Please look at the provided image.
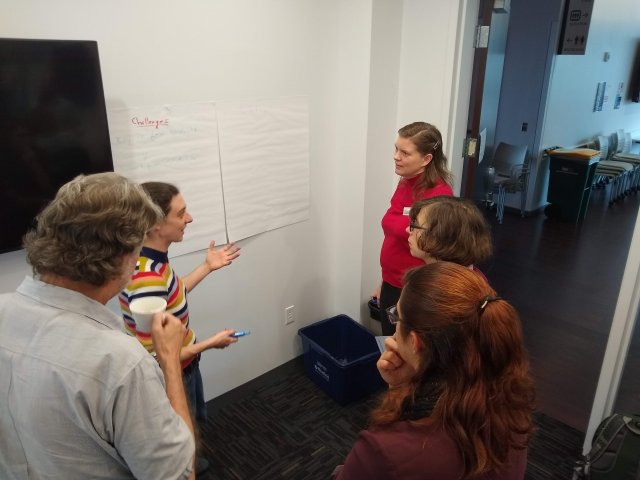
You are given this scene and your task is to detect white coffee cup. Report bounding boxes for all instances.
[129,297,167,333]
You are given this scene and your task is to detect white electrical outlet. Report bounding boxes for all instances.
[285,305,295,325]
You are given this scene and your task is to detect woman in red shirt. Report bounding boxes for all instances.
[376,122,453,335]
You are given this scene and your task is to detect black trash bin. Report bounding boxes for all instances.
[545,148,600,223]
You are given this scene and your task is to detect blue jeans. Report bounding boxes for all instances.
[183,354,207,424]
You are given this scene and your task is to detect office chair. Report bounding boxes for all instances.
[490,142,529,224]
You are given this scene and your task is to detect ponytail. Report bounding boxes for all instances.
[475,296,528,387]
[370,263,535,479]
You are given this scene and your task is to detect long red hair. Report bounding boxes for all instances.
[370,262,535,478]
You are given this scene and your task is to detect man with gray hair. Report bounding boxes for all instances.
[0,173,196,480]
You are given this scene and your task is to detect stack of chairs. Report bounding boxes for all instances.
[592,135,635,204]
[611,129,640,192]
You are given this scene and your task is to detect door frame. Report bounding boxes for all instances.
[584,209,640,452]
[459,0,495,199]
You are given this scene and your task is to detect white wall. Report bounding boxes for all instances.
[536,0,640,208]
[319,2,373,322]
[0,0,472,401]
[0,0,374,401]
[396,0,468,194]
[359,0,403,330]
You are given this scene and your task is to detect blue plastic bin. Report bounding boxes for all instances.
[298,314,385,405]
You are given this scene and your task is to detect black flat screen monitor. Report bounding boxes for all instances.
[0,38,114,254]
[630,40,640,103]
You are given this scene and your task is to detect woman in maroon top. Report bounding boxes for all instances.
[337,262,535,480]
[375,122,453,335]
[407,195,492,282]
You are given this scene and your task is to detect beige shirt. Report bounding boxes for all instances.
[0,276,194,480]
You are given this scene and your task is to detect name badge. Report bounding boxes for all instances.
[403,207,411,216]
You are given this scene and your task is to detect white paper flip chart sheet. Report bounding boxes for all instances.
[109,103,226,258]
[217,96,310,241]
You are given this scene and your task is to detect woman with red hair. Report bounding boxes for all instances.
[336,262,535,480]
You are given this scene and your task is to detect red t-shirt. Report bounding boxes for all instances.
[380,176,453,287]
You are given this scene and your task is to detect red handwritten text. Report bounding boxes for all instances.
[131,116,169,129]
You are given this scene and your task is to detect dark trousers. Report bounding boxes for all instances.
[379,281,402,335]
[183,354,207,424]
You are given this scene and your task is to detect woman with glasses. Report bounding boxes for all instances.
[375,122,453,335]
[336,262,535,480]
[407,195,492,281]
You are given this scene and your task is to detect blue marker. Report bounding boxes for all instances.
[230,330,250,338]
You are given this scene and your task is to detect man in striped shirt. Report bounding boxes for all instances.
[120,181,240,474]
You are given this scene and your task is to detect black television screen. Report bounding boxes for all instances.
[630,40,640,103]
[0,38,114,254]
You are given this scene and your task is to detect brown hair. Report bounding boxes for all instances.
[371,262,535,478]
[140,181,180,217]
[409,196,492,265]
[24,173,162,286]
[398,122,452,197]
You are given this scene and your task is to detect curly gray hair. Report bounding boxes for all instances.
[24,172,162,286]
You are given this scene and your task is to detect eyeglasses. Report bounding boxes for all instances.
[386,305,401,325]
[409,222,427,232]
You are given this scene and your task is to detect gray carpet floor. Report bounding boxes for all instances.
[198,357,584,479]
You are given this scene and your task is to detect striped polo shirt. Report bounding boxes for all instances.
[119,247,196,369]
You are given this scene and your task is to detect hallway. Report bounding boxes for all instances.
[480,186,640,432]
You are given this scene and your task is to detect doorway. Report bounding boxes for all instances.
[457,0,640,434]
